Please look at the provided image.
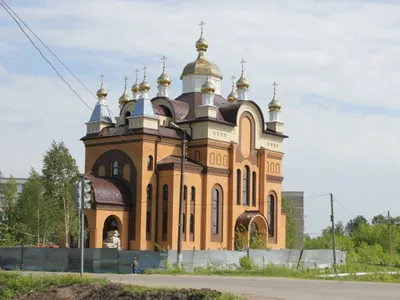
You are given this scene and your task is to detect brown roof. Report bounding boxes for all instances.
[81,174,131,206]
[158,155,204,172]
[235,210,268,230]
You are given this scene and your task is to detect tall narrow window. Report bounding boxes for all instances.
[184,185,188,201]
[190,187,195,202]
[212,188,219,235]
[125,112,131,125]
[112,161,119,176]
[182,213,187,241]
[162,185,168,241]
[268,194,276,237]
[147,155,153,171]
[190,214,195,234]
[252,172,257,207]
[236,169,241,205]
[242,166,250,205]
[146,184,152,240]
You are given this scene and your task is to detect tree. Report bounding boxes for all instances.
[16,168,56,245]
[282,197,297,248]
[42,140,79,247]
[346,215,368,236]
[2,175,18,226]
[372,214,387,225]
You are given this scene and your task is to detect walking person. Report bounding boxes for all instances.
[131,256,139,274]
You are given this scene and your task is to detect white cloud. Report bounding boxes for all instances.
[1,0,400,234]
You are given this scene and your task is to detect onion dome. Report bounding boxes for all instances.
[180,22,223,80]
[268,82,281,111]
[157,56,171,86]
[201,77,215,94]
[236,59,250,90]
[119,76,131,105]
[227,75,238,102]
[96,74,107,98]
[131,69,140,94]
[139,66,151,92]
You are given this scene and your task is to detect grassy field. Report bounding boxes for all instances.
[0,272,246,300]
[146,256,400,283]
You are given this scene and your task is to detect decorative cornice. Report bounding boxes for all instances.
[267,152,284,160]
[203,167,231,177]
[93,203,129,211]
[266,175,284,183]
[158,162,203,174]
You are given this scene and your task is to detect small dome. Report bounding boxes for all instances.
[195,36,208,52]
[139,79,151,92]
[131,81,140,94]
[236,72,249,90]
[118,88,131,105]
[227,88,238,103]
[201,77,215,94]
[157,70,171,86]
[268,96,281,112]
[96,86,107,98]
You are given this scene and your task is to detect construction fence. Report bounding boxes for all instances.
[0,247,346,274]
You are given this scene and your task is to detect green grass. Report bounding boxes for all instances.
[145,256,400,284]
[0,272,246,300]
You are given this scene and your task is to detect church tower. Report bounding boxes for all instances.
[118,76,131,110]
[266,82,284,133]
[131,69,140,101]
[157,56,171,98]
[128,66,159,130]
[236,59,250,101]
[180,22,223,95]
[85,74,113,134]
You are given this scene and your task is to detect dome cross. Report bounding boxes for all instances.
[161,56,167,71]
[239,59,246,73]
[199,21,205,36]
[123,76,129,88]
[272,81,278,96]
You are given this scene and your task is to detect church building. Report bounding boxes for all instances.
[82,23,288,251]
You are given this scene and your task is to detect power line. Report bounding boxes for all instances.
[333,195,354,219]
[0,1,93,111]
[0,0,97,100]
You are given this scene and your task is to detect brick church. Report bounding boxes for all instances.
[81,23,288,251]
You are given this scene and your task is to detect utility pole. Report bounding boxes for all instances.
[330,193,337,272]
[388,211,393,257]
[170,122,186,269]
[80,176,85,277]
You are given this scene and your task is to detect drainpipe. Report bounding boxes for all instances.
[154,137,162,249]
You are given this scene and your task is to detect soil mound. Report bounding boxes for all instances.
[12,283,223,300]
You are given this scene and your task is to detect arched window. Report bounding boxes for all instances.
[147,155,153,171]
[162,185,168,241]
[276,163,280,174]
[182,213,187,241]
[216,154,221,165]
[112,161,119,176]
[271,163,275,173]
[243,166,250,206]
[125,111,131,125]
[190,214,195,234]
[184,185,188,201]
[268,194,276,237]
[212,189,219,235]
[252,171,256,207]
[236,169,241,205]
[190,186,195,202]
[146,184,152,240]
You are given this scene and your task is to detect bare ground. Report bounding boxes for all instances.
[12,283,223,300]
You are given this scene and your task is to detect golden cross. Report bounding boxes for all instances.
[272,81,278,95]
[199,21,205,35]
[100,73,104,85]
[134,69,140,81]
[143,65,148,78]
[123,76,129,88]
[161,56,167,70]
[239,59,246,72]
[230,75,236,87]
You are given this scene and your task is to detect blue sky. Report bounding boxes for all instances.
[1,0,400,236]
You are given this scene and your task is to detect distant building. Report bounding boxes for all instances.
[282,191,304,249]
[0,177,28,220]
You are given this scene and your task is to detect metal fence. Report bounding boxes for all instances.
[0,247,345,273]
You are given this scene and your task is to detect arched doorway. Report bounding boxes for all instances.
[234,212,268,250]
[103,216,120,240]
[249,222,258,246]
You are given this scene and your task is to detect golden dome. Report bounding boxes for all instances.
[96,86,107,98]
[157,56,171,86]
[96,74,107,98]
[268,97,281,111]
[201,77,215,94]
[119,88,131,105]
[236,72,249,90]
[195,36,208,52]
[131,81,140,93]
[181,52,223,79]
[227,89,238,103]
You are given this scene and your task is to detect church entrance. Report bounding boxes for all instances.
[103,216,119,239]
[102,215,122,249]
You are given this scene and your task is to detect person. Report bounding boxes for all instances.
[131,257,139,274]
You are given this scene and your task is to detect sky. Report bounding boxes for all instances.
[1,0,400,236]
